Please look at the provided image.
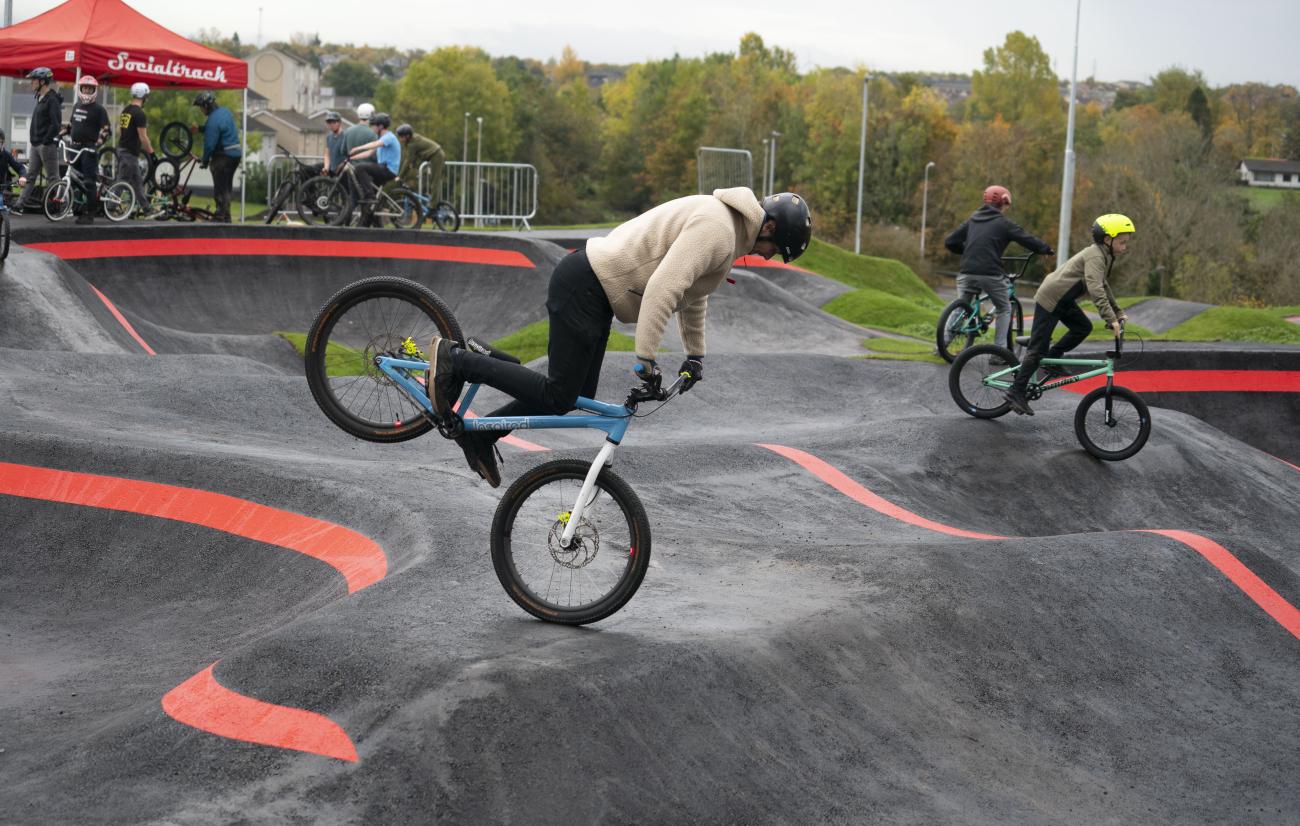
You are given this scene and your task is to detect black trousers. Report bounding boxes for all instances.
[354,162,394,200]
[1012,300,1093,392]
[209,153,239,221]
[74,147,98,214]
[451,249,613,427]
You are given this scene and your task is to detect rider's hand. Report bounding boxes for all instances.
[1111,321,1124,336]
[17,177,26,186]
[1043,246,1055,257]
[677,357,704,392]
[633,357,660,385]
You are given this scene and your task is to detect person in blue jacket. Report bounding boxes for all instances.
[193,91,242,222]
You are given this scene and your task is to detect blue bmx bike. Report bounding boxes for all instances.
[304,276,681,624]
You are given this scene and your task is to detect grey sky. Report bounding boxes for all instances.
[11,0,1300,87]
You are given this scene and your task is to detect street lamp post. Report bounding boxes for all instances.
[760,139,769,197]
[768,130,781,195]
[0,0,13,146]
[475,116,483,228]
[461,112,471,217]
[854,73,869,255]
[1057,0,1082,267]
[920,161,936,261]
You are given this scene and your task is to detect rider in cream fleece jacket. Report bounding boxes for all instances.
[426,187,813,487]
[585,186,768,365]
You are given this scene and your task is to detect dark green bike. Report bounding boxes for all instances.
[936,254,1035,363]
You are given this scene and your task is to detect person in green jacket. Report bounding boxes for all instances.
[1005,213,1134,415]
[394,123,444,194]
[342,102,375,157]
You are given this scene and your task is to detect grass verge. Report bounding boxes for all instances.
[859,337,945,364]
[799,239,942,308]
[277,331,370,375]
[822,288,937,339]
[1157,306,1300,344]
[492,319,637,363]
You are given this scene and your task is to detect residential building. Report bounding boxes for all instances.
[246,47,321,114]
[1238,158,1300,189]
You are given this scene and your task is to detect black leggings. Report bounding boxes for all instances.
[1012,300,1093,392]
[451,249,613,426]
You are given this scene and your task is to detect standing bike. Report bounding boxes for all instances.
[304,276,681,624]
[948,328,1151,461]
[43,141,136,222]
[296,158,422,229]
[936,253,1034,362]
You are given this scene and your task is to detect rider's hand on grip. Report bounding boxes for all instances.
[629,359,663,403]
[677,357,703,393]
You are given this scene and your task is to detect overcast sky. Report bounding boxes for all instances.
[11,0,1300,88]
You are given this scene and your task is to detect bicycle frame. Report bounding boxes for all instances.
[980,355,1114,394]
[374,356,637,546]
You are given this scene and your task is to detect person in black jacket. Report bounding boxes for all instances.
[944,185,1054,354]
[17,68,63,213]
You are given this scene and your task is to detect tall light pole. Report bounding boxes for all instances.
[1057,0,1082,268]
[854,73,869,254]
[920,161,936,261]
[760,138,769,197]
[461,111,471,217]
[764,132,774,197]
[475,116,483,228]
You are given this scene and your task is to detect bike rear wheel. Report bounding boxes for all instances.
[492,458,652,625]
[159,122,193,160]
[949,343,1016,419]
[431,200,461,232]
[1,209,10,262]
[102,181,136,222]
[937,298,981,363]
[1074,385,1151,461]
[297,176,352,226]
[305,276,464,442]
[265,180,296,224]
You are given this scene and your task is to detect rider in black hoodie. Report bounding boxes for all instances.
[17,68,64,213]
[944,185,1054,354]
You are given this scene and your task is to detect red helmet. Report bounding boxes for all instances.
[983,185,1011,208]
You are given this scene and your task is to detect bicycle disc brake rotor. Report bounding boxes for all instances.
[547,514,599,569]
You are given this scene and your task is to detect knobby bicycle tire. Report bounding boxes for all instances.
[1,210,10,262]
[937,298,980,363]
[432,201,461,232]
[491,458,653,625]
[1074,385,1151,461]
[43,179,72,221]
[297,176,353,226]
[159,122,193,160]
[102,181,136,222]
[949,343,1016,419]
[265,180,296,224]
[305,276,464,442]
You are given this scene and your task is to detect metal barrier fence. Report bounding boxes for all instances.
[266,153,322,217]
[697,146,753,194]
[419,160,538,229]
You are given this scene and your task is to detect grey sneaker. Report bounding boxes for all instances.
[1004,388,1035,416]
[427,335,458,421]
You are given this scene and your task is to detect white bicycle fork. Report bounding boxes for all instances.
[559,440,617,547]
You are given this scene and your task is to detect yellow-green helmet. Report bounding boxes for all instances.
[1091,213,1136,244]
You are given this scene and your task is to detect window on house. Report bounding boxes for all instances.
[1255,172,1276,182]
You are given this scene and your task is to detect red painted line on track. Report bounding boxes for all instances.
[88,284,156,356]
[1134,530,1300,640]
[0,462,386,592]
[26,238,536,268]
[733,254,813,273]
[0,460,386,761]
[162,663,358,762]
[1065,369,1300,394]
[756,443,1007,540]
[759,444,1300,642]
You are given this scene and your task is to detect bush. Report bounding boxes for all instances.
[242,160,268,204]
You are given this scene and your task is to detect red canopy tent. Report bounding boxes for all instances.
[0,0,247,88]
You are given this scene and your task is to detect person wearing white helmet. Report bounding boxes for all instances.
[64,75,111,224]
[117,81,154,211]
[343,102,376,158]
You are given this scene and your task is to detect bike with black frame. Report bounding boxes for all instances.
[296,156,421,229]
[264,145,320,224]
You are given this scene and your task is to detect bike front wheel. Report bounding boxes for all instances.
[265,180,296,224]
[305,276,464,442]
[1074,385,1151,461]
[1,209,10,262]
[297,177,352,226]
[158,122,193,160]
[492,458,653,625]
[431,200,461,232]
[949,343,1016,419]
[43,180,72,221]
[937,298,981,363]
[102,181,136,222]
[387,188,424,230]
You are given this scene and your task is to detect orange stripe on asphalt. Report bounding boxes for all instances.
[0,461,386,592]
[162,663,358,762]
[759,444,1300,642]
[26,238,536,268]
[88,284,156,355]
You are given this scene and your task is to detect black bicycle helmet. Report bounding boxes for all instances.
[193,91,216,110]
[395,123,414,138]
[759,193,814,263]
[26,67,54,82]
[370,112,392,129]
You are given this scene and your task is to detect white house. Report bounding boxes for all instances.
[246,47,321,114]
[1238,158,1300,189]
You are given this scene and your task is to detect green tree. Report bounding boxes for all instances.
[391,47,518,162]
[1185,85,1213,141]
[324,60,379,99]
[968,31,1061,124]
[1150,67,1206,113]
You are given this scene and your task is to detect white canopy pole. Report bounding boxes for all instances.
[240,87,247,222]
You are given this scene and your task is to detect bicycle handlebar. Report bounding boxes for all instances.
[625,374,685,408]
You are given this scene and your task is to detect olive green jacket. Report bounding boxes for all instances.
[397,134,443,188]
[1033,244,1121,326]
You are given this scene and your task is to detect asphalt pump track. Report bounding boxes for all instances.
[1,223,1298,824]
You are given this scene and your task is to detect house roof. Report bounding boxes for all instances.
[1241,158,1300,174]
[252,108,325,133]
